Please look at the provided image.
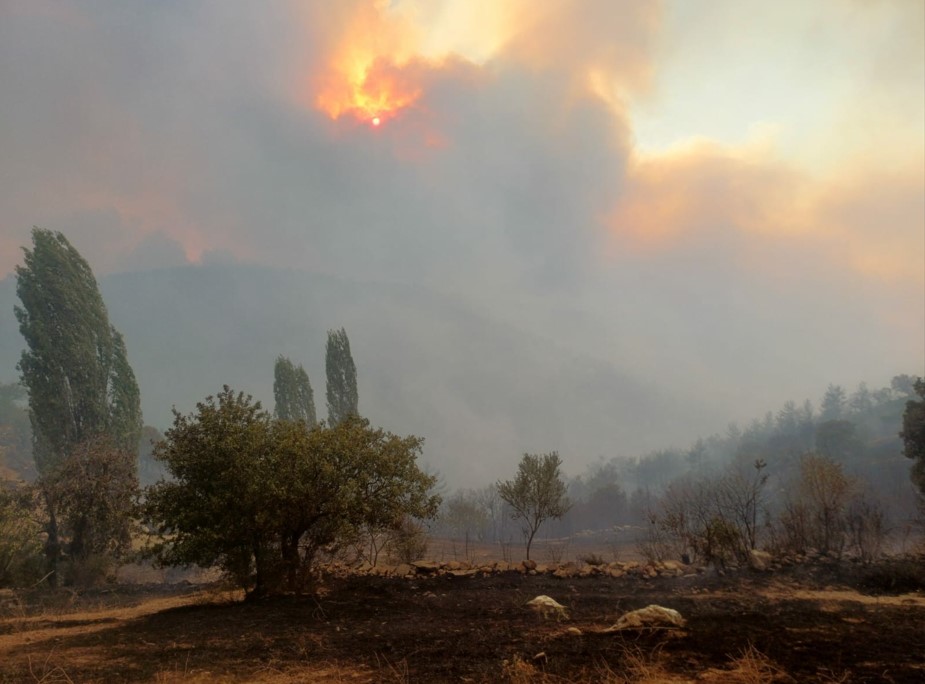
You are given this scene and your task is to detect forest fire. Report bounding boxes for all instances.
[315,52,423,126]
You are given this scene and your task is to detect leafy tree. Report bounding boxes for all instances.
[108,330,143,453]
[900,378,925,496]
[42,435,137,583]
[273,356,316,427]
[891,374,918,398]
[849,382,873,415]
[325,328,358,426]
[776,400,799,435]
[144,387,438,598]
[819,384,847,422]
[0,382,33,479]
[439,489,491,541]
[14,229,142,583]
[814,420,861,462]
[0,482,43,587]
[497,452,571,560]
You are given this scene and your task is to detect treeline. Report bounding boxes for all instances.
[1,228,923,592]
[433,376,925,557]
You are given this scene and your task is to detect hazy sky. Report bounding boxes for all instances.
[1,1,923,484]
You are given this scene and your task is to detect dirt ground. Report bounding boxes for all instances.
[1,558,924,683]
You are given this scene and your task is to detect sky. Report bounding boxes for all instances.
[1,1,923,485]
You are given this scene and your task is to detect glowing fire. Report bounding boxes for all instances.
[315,48,424,126]
[311,1,426,126]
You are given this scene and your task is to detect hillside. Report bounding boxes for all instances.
[0,265,712,487]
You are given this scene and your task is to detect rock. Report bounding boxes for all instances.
[605,605,686,632]
[526,595,569,620]
[565,627,583,636]
[749,550,773,571]
[392,563,413,577]
[522,559,538,571]
[411,560,441,574]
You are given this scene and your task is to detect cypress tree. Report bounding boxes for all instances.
[15,228,142,583]
[273,355,317,427]
[325,328,358,426]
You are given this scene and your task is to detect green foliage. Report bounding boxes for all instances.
[900,378,925,496]
[273,355,316,427]
[0,382,33,480]
[0,483,43,587]
[387,516,429,564]
[14,228,142,584]
[497,452,570,560]
[108,330,143,453]
[819,384,847,422]
[43,435,138,569]
[325,328,358,426]
[144,388,439,598]
[15,229,141,471]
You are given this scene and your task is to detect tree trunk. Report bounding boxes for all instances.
[44,503,60,588]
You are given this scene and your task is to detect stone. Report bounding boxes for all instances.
[605,605,686,632]
[411,560,441,574]
[749,550,773,571]
[526,595,569,621]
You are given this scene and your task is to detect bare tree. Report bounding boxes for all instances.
[715,459,768,553]
[776,453,856,557]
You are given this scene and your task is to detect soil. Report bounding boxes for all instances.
[1,559,924,683]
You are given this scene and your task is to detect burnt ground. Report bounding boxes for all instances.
[1,559,924,683]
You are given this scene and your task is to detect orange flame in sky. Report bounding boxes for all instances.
[312,2,426,126]
[316,54,423,124]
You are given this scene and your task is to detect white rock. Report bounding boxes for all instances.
[605,604,686,631]
[526,595,569,620]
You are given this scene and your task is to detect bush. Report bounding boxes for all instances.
[859,557,925,594]
[0,483,44,587]
[579,552,606,567]
[388,517,429,564]
[143,388,440,598]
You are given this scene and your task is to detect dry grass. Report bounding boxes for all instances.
[26,653,75,684]
[723,644,791,683]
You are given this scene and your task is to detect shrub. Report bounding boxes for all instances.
[0,483,44,587]
[143,388,440,598]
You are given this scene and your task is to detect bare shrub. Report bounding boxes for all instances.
[387,517,428,564]
[636,511,679,565]
[773,454,856,557]
[579,552,606,567]
[545,540,569,564]
[845,493,888,563]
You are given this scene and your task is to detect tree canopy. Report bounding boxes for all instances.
[900,378,925,496]
[325,328,358,426]
[497,452,571,560]
[14,228,142,584]
[15,229,142,469]
[273,355,317,427]
[144,387,438,598]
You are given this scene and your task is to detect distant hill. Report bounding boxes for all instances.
[0,265,717,488]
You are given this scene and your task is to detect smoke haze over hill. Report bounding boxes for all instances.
[0,2,922,485]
